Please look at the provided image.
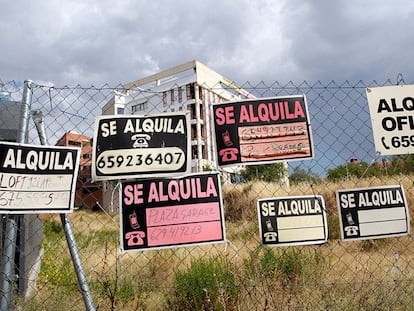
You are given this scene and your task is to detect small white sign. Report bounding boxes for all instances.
[0,142,80,214]
[257,195,328,246]
[336,185,410,241]
[366,84,414,156]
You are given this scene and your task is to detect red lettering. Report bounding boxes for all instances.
[215,106,235,125]
[293,101,305,118]
[123,185,133,205]
[123,184,144,205]
[239,101,305,123]
[239,105,250,123]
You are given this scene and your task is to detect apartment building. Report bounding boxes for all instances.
[102,60,254,172]
[56,131,102,209]
[99,60,254,212]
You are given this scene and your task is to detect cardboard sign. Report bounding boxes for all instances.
[366,84,414,156]
[120,172,225,252]
[336,185,410,241]
[257,195,327,246]
[0,141,80,214]
[92,112,191,180]
[212,96,313,167]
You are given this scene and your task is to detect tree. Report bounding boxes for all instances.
[326,160,387,181]
[391,155,414,174]
[240,163,286,183]
[289,166,319,185]
[327,161,366,181]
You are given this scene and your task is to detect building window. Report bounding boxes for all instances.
[186,84,195,100]
[131,101,148,113]
[178,87,183,103]
[116,107,125,114]
[192,146,197,159]
[199,103,204,119]
[199,87,203,100]
[170,89,175,104]
[163,92,167,107]
[68,140,81,147]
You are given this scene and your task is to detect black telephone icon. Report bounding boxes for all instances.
[125,231,146,246]
[219,148,238,162]
[344,226,359,237]
[264,232,277,242]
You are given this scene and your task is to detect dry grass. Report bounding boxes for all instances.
[29,175,414,310]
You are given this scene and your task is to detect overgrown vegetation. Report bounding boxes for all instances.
[19,176,414,310]
[168,257,239,310]
[327,155,414,181]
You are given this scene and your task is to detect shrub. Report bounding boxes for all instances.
[169,257,238,311]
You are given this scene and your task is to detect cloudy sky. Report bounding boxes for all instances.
[1,0,414,87]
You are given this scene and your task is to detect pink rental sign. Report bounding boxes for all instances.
[120,172,226,252]
[212,96,314,167]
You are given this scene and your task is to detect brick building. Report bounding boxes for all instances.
[56,131,102,209]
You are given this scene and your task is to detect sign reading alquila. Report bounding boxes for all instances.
[212,96,313,167]
[257,195,327,246]
[336,185,410,241]
[92,112,191,180]
[0,141,80,213]
[120,172,225,252]
[366,84,414,156]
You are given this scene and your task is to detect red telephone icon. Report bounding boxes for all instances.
[125,231,146,246]
[219,148,238,162]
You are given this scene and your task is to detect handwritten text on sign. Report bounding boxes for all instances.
[0,141,80,214]
[336,185,410,241]
[120,172,225,252]
[212,96,313,167]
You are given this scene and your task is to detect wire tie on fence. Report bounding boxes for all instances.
[223,240,239,257]
[110,181,122,213]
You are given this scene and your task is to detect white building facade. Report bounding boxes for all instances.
[102,60,254,173]
[100,60,255,212]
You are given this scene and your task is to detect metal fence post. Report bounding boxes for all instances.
[60,214,96,311]
[32,110,96,311]
[0,80,33,310]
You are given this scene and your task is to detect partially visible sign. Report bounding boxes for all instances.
[0,101,20,142]
[0,141,80,214]
[212,96,313,167]
[336,185,410,241]
[92,112,191,180]
[366,84,414,156]
[257,195,327,246]
[120,172,225,252]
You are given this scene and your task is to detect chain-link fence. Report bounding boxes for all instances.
[0,77,413,310]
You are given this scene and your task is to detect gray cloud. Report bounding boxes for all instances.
[1,0,413,86]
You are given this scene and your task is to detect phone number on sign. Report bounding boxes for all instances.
[96,147,185,174]
[381,135,414,149]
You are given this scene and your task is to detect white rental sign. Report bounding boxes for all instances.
[257,195,328,246]
[336,185,410,241]
[0,142,80,214]
[366,84,414,156]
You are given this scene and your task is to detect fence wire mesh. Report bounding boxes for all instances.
[0,77,413,310]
